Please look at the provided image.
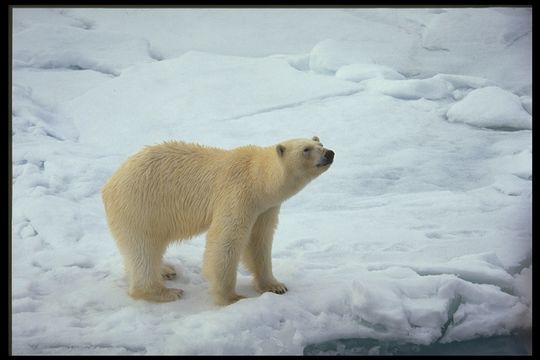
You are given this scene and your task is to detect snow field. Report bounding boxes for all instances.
[11,8,531,355]
[13,24,156,76]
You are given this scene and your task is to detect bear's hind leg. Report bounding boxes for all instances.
[121,239,183,302]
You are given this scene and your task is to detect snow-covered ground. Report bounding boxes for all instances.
[11,8,532,355]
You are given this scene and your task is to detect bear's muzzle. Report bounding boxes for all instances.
[317,149,335,167]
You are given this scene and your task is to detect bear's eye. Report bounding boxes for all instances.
[303,147,311,153]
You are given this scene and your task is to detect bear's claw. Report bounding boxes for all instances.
[258,282,288,295]
[272,286,287,294]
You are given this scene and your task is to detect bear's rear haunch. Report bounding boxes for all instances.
[101,136,334,305]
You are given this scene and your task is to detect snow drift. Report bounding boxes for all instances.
[11,7,531,355]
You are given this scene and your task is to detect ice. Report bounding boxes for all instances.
[362,76,452,100]
[421,8,529,52]
[59,51,361,154]
[12,84,79,141]
[335,64,405,82]
[61,8,376,59]
[309,39,375,74]
[366,252,516,291]
[13,69,112,108]
[306,10,425,77]
[13,23,155,76]
[304,334,531,355]
[11,7,531,355]
[512,267,532,328]
[12,8,90,33]
[446,86,532,130]
[420,8,531,94]
[433,73,493,90]
[520,96,532,115]
[307,8,531,95]
[346,270,527,344]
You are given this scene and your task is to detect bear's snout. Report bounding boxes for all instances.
[317,149,334,167]
[325,150,335,162]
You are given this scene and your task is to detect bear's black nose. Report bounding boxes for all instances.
[325,150,335,162]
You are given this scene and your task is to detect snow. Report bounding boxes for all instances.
[420,8,532,94]
[362,76,453,100]
[447,86,532,130]
[13,68,112,108]
[58,51,361,155]
[11,7,531,355]
[13,24,155,76]
[520,96,532,115]
[335,64,405,82]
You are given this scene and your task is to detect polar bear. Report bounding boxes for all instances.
[101,136,334,305]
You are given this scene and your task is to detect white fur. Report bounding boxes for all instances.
[101,137,333,305]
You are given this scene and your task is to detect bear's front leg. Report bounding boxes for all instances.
[203,214,252,306]
[243,206,288,295]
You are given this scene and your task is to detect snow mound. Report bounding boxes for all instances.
[309,39,374,74]
[363,77,452,100]
[347,267,528,344]
[361,73,493,101]
[367,252,515,291]
[432,73,492,90]
[420,8,531,95]
[488,146,532,182]
[512,266,532,328]
[335,64,405,82]
[422,8,530,52]
[13,24,155,76]
[492,174,532,197]
[447,86,532,130]
[520,96,532,115]
[307,13,419,76]
[269,54,311,72]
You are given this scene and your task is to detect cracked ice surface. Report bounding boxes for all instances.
[11,7,531,355]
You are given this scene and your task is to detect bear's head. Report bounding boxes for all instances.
[276,136,334,179]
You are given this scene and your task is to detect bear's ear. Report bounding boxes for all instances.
[312,136,320,142]
[276,144,286,157]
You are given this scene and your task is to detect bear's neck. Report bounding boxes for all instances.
[252,148,311,205]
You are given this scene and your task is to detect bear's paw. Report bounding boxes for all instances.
[161,263,177,280]
[258,281,288,295]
